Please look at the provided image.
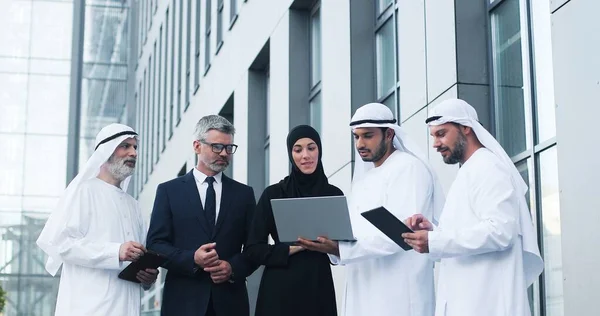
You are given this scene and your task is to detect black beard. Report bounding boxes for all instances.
[443,131,467,165]
[361,137,388,163]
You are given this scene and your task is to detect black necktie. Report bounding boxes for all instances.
[205,177,216,230]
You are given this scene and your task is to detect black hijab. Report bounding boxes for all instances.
[279,125,331,197]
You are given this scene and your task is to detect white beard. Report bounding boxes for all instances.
[106,156,136,181]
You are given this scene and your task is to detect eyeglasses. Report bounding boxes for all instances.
[201,141,238,154]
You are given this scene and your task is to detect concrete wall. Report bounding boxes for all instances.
[551,0,600,314]
[133,0,600,314]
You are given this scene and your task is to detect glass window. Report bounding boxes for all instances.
[530,0,556,144]
[264,68,270,186]
[147,0,152,30]
[141,0,146,45]
[310,7,322,87]
[151,48,156,170]
[264,144,270,187]
[539,146,563,316]
[310,92,322,134]
[186,0,193,110]
[0,74,28,133]
[491,0,527,157]
[27,75,70,136]
[139,0,145,56]
[23,135,67,197]
[489,3,562,314]
[194,0,202,89]
[376,18,395,99]
[0,56,28,73]
[265,68,270,137]
[0,1,31,57]
[376,0,393,15]
[22,197,60,213]
[0,134,25,195]
[29,58,71,76]
[382,94,396,116]
[30,1,73,59]
[516,158,537,313]
[146,62,151,176]
[142,69,148,183]
[170,3,177,136]
[158,26,163,158]
[217,0,224,50]
[135,90,140,182]
[205,0,213,70]
[164,9,170,146]
[177,0,184,123]
[516,160,532,207]
[0,196,23,212]
[230,0,238,22]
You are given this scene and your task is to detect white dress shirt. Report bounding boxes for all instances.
[193,168,223,221]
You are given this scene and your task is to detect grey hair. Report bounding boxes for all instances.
[193,115,235,141]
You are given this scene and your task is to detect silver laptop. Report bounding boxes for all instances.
[270,196,356,243]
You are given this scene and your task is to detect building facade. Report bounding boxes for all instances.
[0,1,74,314]
[0,0,131,314]
[127,0,597,315]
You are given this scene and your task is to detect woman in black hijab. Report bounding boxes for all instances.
[246,125,342,316]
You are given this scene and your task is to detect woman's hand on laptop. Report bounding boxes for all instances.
[297,236,340,257]
[289,245,306,256]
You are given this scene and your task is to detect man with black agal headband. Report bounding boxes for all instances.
[298,103,445,316]
[245,125,342,316]
[403,98,544,316]
[37,123,158,316]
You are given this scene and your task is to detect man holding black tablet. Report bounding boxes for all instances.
[298,103,444,316]
[37,124,158,316]
[403,99,544,316]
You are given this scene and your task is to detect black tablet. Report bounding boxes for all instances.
[361,206,414,251]
[118,250,167,283]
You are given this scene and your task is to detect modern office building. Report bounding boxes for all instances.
[0,0,597,315]
[0,1,74,314]
[131,1,598,315]
[0,0,130,315]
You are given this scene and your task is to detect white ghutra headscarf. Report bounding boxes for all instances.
[426,98,544,286]
[350,103,445,224]
[36,123,138,276]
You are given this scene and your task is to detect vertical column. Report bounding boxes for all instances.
[551,0,600,314]
[348,0,375,114]
[425,0,456,103]
[321,1,353,312]
[288,9,310,129]
[398,0,427,119]
[66,0,86,183]
[233,73,250,184]
[454,0,491,129]
[127,2,140,129]
[320,0,352,185]
[268,12,290,184]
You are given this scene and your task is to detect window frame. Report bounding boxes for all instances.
[176,0,184,126]
[205,0,212,74]
[487,1,561,315]
[373,0,400,119]
[194,0,202,93]
[229,0,239,29]
[185,0,193,111]
[216,0,224,54]
[309,2,322,133]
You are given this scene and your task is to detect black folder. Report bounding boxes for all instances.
[361,206,414,251]
[118,250,167,283]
